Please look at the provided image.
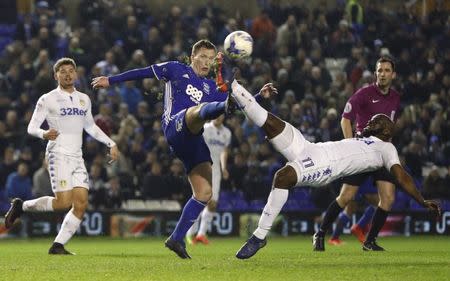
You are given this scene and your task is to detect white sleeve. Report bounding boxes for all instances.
[83,98,116,148]
[27,96,48,139]
[381,143,401,171]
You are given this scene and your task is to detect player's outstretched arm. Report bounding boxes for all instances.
[92,67,154,89]
[390,164,441,216]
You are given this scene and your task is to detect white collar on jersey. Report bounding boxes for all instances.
[57,86,78,95]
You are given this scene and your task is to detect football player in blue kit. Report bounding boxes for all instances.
[92,40,275,259]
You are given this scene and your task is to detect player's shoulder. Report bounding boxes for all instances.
[373,138,397,151]
[77,90,90,100]
[38,88,58,101]
[354,84,375,96]
[154,60,186,70]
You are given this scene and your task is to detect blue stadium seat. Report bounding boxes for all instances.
[282,199,301,211]
[409,199,426,210]
[440,200,450,211]
[0,24,16,36]
[248,199,265,212]
[0,37,13,53]
[391,191,410,210]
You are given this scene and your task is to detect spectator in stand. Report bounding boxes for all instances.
[94,103,114,137]
[251,9,276,59]
[32,158,52,197]
[6,162,32,201]
[105,176,122,209]
[95,51,119,77]
[142,162,168,199]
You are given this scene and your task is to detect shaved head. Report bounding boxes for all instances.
[362,114,394,141]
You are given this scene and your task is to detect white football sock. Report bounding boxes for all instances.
[231,80,268,127]
[253,188,289,240]
[197,208,214,236]
[22,196,54,212]
[54,211,82,245]
[186,218,199,237]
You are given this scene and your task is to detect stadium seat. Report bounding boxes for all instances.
[159,200,181,211]
[409,199,425,210]
[0,24,15,36]
[248,200,265,212]
[439,200,450,211]
[391,191,410,210]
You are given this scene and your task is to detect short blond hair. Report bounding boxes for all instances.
[53,57,76,73]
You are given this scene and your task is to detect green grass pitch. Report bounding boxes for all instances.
[1,236,449,281]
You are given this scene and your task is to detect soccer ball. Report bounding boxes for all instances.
[224,31,253,59]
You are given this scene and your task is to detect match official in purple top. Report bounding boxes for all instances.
[314,56,402,251]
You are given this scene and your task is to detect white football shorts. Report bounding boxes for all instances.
[46,152,89,192]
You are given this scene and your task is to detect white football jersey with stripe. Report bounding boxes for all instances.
[275,123,400,187]
[27,87,115,157]
[203,122,231,165]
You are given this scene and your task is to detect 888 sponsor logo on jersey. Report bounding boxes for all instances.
[185,84,203,104]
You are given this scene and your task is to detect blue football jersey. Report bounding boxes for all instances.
[150,61,227,129]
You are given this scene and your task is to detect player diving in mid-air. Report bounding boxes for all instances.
[222,79,440,259]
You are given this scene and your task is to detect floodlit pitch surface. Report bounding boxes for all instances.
[1,236,449,281]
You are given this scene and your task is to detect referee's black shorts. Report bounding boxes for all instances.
[341,168,396,187]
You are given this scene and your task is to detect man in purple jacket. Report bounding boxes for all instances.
[314,56,401,251]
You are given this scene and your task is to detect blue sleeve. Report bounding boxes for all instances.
[254,93,263,103]
[108,67,154,84]
[150,61,180,81]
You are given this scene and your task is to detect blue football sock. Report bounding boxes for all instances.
[199,102,226,120]
[171,197,207,241]
[357,206,375,228]
[331,211,350,239]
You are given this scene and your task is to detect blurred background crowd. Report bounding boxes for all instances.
[0,0,449,213]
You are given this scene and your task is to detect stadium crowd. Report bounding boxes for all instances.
[0,0,449,213]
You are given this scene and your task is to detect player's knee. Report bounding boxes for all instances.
[264,114,286,139]
[207,200,217,212]
[336,193,353,206]
[185,105,204,134]
[73,197,88,212]
[194,188,212,202]
[54,198,72,210]
[273,166,297,189]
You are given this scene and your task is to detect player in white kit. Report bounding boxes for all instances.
[186,114,231,244]
[4,58,119,255]
[226,81,440,259]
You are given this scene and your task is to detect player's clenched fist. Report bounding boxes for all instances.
[91,76,110,89]
[109,145,120,163]
[43,128,59,140]
[423,200,442,217]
